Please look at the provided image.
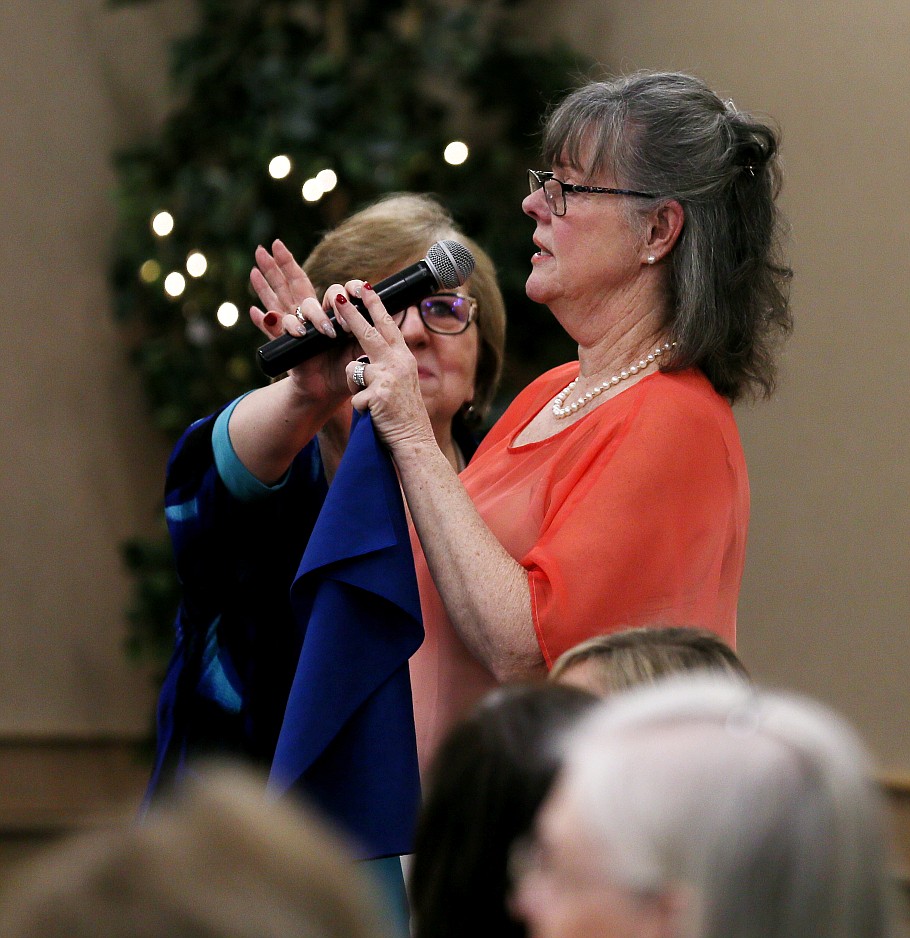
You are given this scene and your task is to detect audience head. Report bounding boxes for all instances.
[410,682,599,938]
[541,71,792,401]
[513,676,895,938]
[549,625,748,696]
[303,192,506,428]
[0,763,389,938]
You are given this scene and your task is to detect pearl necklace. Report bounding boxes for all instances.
[552,342,676,418]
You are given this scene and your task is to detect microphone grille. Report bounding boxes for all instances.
[426,239,476,288]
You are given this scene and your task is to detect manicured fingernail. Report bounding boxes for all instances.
[335,294,347,305]
[362,282,373,292]
[321,321,337,338]
[263,312,278,327]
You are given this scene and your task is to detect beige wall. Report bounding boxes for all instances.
[527,0,910,767]
[0,0,189,736]
[1,2,907,771]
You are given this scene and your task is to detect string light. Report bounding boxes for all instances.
[139,259,161,283]
[217,302,239,327]
[315,168,337,191]
[186,251,207,277]
[444,141,469,165]
[164,272,186,297]
[185,317,213,347]
[269,155,292,179]
[301,167,338,203]
[301,178,323,202]
[151,211,174,236]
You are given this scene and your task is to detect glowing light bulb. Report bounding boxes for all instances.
[269,155,292,179]
[315,168,337,192]
[186,251,207,278]
[139,259,161,283]
[444,141,469,165]
[301,178,323,202]
[164,272,186,297]
[217,302,240,327]
[152,211,174,236]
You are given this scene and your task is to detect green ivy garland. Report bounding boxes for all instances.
[109,0,586,676]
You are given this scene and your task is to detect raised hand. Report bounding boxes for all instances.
[329,280,435,455]
[249,240,356,403]
[250,239,338,341]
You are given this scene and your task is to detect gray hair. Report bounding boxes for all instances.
[542,71,793,402]
[559,676,895,938]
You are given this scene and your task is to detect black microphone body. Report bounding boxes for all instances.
[256,240,474,377]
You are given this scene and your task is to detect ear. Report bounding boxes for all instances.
[642,200,684,264]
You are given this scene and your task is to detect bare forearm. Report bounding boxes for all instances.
[229,378,345,484]
[325,282,544,679]
[394,436,545,681]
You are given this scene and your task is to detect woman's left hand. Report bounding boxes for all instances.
[329,281,436,455]
[330,282,542,681]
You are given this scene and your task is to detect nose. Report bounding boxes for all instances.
[398,304,429,346]
[522,186,549,222]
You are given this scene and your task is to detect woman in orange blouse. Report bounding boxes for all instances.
[286,71,792,766]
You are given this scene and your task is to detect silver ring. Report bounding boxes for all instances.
[294,306,306,324]
[352,359,368,389]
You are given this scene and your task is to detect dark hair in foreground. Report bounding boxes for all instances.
[543,71,793,402]
[409,682,599,938]
[0,764,388,938]
[549,625,748,695]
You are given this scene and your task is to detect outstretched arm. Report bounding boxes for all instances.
[229,241,357,484]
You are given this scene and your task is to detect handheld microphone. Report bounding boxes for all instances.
[256,239,476,377]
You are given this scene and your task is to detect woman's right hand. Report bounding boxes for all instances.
[250,240,357,404]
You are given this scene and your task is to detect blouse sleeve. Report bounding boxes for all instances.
[164,400,327,601]
[523,381,746,666]
[152,401,329,782]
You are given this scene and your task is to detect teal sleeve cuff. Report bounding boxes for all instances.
[213,394,292,501]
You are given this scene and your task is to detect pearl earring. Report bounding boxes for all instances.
[647,255,656,265]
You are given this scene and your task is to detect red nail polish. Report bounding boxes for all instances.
[263,312,278,327]
[336,294,348,305]
[362,282,373,292]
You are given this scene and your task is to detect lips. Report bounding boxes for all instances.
[532,238,553,258]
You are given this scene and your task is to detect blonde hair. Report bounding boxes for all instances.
[0,764,389,938]
[549,625,748,696]
[305,193,506,425]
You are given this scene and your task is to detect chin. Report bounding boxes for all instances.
[525,273,553,306]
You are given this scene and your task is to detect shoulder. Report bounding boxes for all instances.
[636,368,736,426]
[624,368,743,467]
[165,407,227,497]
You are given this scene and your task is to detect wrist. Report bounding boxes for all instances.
[389,426,447,475]
[280,374,348,424]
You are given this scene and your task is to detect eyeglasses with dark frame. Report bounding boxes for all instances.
[391,292,477,335]
[528,169,657,217]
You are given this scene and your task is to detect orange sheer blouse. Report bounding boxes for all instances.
[409,365,749,769]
